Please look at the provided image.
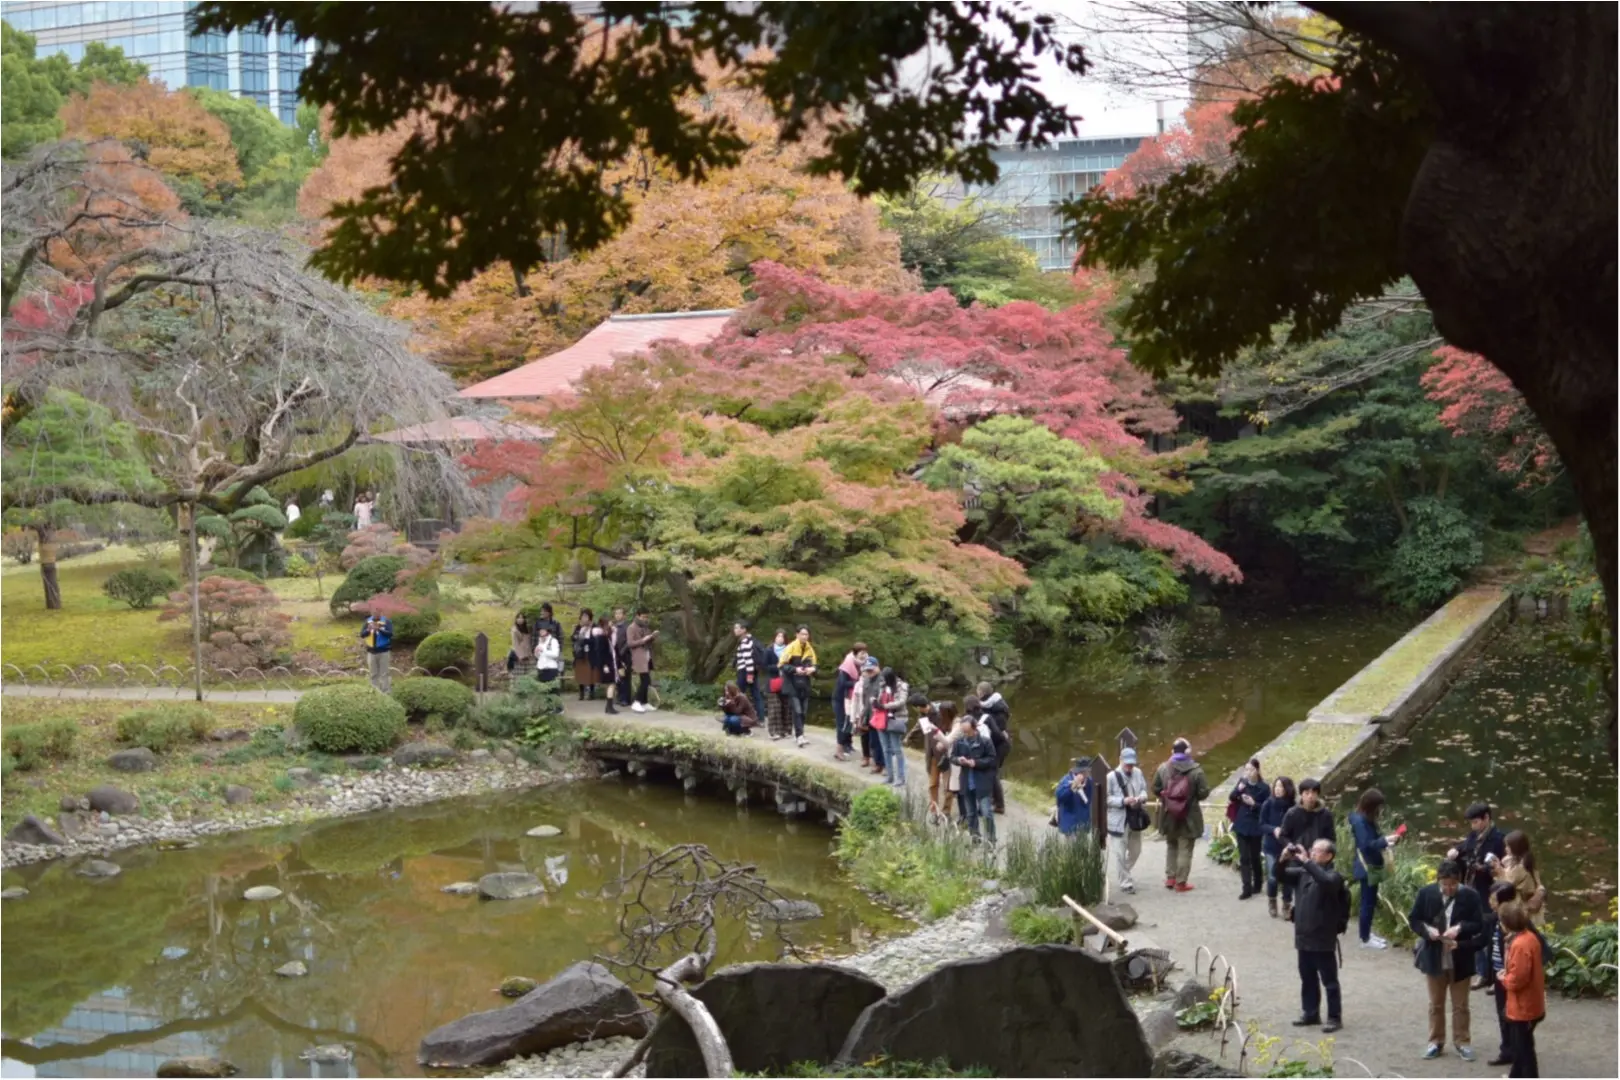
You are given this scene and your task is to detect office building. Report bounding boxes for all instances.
[958,136,1148,271]
[0,1,311,124]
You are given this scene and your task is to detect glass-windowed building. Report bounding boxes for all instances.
[0,1,311,124]
[958,136,1148,271]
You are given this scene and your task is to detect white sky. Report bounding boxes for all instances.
[1028,0,1191,138]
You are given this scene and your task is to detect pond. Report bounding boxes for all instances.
[1344,620,1616,923]
[0,781,904,1078]
[999,607,1412,789]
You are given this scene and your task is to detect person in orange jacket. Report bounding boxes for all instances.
[1496,900,1546,1078]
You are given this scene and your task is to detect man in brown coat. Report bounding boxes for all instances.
[1153,737,1210,892]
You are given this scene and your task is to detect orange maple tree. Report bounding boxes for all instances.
[59,79,241,203]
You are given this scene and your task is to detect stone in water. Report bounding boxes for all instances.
[243,886,283,901]
[526,825,562,838]
[500,976,539,997]
[441,881,480,896]
[275,960,308,977]
[299,1045,353,1063]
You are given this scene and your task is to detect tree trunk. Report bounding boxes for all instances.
[175,503,197,582]
[189,501,204,702]
[1316,3,1617,757]
[36,526,60,610]
[648,951,733,1078]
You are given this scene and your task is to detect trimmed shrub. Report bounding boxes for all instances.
[3,718,78,770]
[467,696,529,738]
[116,704,213,751]
[3,529,37,564]
[201,566,263,583]
[392,609,442,644]
[391,677,475,726]
[283,552,313,578]
[414,630,475,674]
[294,684,407,754]
[330,555,407,616]
[103,566,181,610]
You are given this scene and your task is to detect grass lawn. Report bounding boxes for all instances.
[1,697,304,830]
[2,545,587,676]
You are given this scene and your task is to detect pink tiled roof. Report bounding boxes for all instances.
[459,310,736,400]
[370,418,552,444]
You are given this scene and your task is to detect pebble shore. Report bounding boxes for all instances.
[1,757,575,870]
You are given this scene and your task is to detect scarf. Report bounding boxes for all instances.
[838,653,862,681]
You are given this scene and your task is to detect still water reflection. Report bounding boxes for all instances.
[1347,622,1616,922]
[1,781,902,1077]
[999,608,1411,787]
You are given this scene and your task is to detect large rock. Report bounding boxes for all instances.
[645,962,886,1078]
[1150,1049,1244,1077]
[5,813,66,846]
[107,747,158,772]
[837,945,1153,1077]
[394,743,458,767]
[76,859,122,879]
[88,786,140,815]
[418,961,651,1068]
[224,785,255,805]
[155,1057,239,1078]
[57,809,92,840]
[479,872,544,900]
[1089,901,1138,932]
[1138,1005,1181,1051]
[751,898,823,922]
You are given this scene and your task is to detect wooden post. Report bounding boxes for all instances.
[188,502,203,702]
[1063,894,1128,952]
[1116,727,1138,756]
[474,632,489,696]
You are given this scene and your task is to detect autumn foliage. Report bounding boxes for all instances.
[158,574,294,669]
[59,79,241,203]
[298,83,908,385]
[1099,101,1239,198]
[1423,346,1561,485]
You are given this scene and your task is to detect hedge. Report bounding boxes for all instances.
[294,684,407,754]
[391,677,475,726]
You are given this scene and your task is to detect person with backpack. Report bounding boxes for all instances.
[1407,859,1486,1062]
[1153,738,1210,892]
[1278,837,1350,1034]
[1493,830,1548,927]
[1106,747,1150,893]
[977,681,1012,813]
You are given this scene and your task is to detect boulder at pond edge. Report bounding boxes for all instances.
[155,1057,239,1078]
[479,872,544,900]
[87,786,140,815]
[418,961,651,1068]
[837,945,1153,1077]
[6,814,65,846]
[645,962,886,1078]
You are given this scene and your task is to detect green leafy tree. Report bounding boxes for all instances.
[922,416,1187,635]
[0,390,160,608]
[1159,308,1572,605]
[187,87,326,221]
[1065,10,1616,739]
[2,23,66,157]
[2,22,148,158]
[876,181,1077,309]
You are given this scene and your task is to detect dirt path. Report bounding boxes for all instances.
[1121,836,1617,1078]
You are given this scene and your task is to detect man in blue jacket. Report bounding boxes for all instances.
[1055,757,1093,836]
[952,718,1000,845]
[362,612,393,692]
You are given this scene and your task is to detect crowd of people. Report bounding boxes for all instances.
[1196,747,1551,1075]
[492,611,1558,1075]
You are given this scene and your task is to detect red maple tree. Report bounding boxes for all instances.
[1423,345,1561,485]
[1099,101,1239,199]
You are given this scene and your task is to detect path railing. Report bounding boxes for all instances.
[0,659,480,691]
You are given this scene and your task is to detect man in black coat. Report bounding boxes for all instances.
[1280,777,1336,849]
[1278,838,1350,1034]
[1447,802,1506,988]
[1407,859,1486,1062]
